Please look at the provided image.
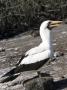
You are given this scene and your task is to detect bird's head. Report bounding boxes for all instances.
[40,20,63,30]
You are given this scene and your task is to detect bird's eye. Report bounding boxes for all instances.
[47,22,51,29]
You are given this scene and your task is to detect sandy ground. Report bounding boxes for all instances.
[0,24,67,89]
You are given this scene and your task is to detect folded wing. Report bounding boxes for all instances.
[25,43,46,56]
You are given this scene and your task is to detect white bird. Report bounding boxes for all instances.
[18,20,62,65]
[2,20,62,78]
[25,21,51,56]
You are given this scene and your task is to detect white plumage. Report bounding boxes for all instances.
[18,20,63,65]
[1,20,62,78]
[20,50,51,64]
[19,20,54,65]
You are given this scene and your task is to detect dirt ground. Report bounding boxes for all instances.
[0,24,67,90]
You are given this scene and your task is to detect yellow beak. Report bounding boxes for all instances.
[50,21,63,28]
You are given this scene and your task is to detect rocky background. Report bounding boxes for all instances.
[0,24,67,90]
[0,0,67,90]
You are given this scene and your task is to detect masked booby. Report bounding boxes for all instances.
[18,20,62,65]
[1,20,62,78]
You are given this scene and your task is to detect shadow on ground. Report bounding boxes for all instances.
[55,78,67,90]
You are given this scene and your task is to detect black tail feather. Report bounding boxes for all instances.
[2,58,49,78]
[1,74,19,83]
[2,54,25,77]
[2,65,24,77]
[2,67,17,77]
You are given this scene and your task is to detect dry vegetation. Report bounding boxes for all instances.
[0,0,67,38]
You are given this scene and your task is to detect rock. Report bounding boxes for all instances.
[62,74,67,78]
[0,69,56,90]
[24,72,55,90]
[0,47,5,52]
[54,51,64,58]
[6,47,19,51]
[14,47,19,51]
[52,43,57,46]
[64,18,67,24]
[61,31,67,34]
[30,30,39,37]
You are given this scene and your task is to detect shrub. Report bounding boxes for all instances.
[0,0,67,38]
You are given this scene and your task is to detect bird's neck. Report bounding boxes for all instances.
[40,28,51,43]
[40,28,53,57]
